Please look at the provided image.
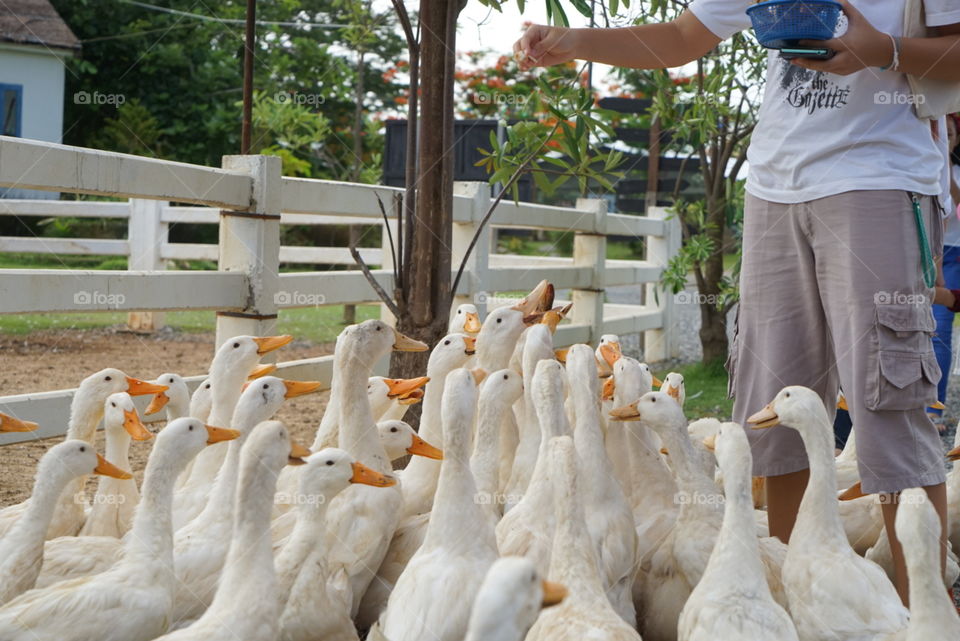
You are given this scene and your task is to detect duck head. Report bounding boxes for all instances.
[104,392,153,441]
[746,386,829,435]
[144,373,191,417]
[378,420,443,461]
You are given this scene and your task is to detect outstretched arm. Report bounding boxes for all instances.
[514,10,722,71]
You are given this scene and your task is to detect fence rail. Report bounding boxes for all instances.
[0,135,680,445]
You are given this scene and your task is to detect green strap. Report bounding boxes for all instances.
[912,193,936,289]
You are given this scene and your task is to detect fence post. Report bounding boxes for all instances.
[451,181,491,318]
[126,198,167,331]
[571,197,607,346]
[644,206,682,362]
[215,155,282,351]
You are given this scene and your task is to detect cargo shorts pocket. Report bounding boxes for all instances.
[865,304,940,411]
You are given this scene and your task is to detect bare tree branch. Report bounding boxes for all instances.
[350,244,402,318]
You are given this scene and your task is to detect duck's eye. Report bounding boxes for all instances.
[496,318,502,324]
[785,392,790,398]
[110,402,116,408]
[531,573,537,583]
[444,340,450,346]
[233,342,240,348]
[263,384,269,389]
[326,460,334,466]
[651,397,657,403]
[376,325,382,331]
[457,310,462,314]
[79,446,86,452]
[503,374,509,380]
[205,383,211,389]
[390,427,398,433]
[105,376,112,381]
[188,425,194,431]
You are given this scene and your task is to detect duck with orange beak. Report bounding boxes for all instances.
[79,393,153,538]
[0,368,167,540]
[450,303,483,336]
[0,440,131,605]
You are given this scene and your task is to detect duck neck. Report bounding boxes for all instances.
[704,466,768,589]
[471,390,506,501]
[424,415,489,553]
[569,367,616,498]
[904,529,957,627]
[625,423,677,501]
[793,416,847,544]
[418,367,450,445]
[8,464,73,547]
[120,449,180,575]
[274,485,332,604]
[89,429,137,516]
[208,458,280,617]
[337,348,390,474]
[550,459,604,601]
[58,390,107,514]
[658,423,716,498]
[310,366,342,451]
[192,437,244,526]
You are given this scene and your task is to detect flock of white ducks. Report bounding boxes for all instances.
[0,278,958,641]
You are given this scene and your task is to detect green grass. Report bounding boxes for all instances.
[0,305,382,344]
[653,359,732,420]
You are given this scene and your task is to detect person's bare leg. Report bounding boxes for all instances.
[881,482,949,606]
[766,468,810,543]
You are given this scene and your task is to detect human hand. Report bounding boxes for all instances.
[792,0,893,75]
[513,24,578,70]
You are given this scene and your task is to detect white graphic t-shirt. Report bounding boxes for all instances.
[688,0,960,204]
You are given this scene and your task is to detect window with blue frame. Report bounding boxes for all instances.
[0,84,23,137]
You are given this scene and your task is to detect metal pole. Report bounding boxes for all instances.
[241,0,256,154]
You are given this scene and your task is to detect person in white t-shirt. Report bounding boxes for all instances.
[515,0,960,605]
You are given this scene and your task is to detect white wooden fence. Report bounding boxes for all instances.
[0,135,681,444]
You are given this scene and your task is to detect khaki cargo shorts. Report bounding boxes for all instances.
[729,189,947,494]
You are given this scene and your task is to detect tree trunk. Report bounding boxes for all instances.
[390,0,458,387]
[698,187,730,365]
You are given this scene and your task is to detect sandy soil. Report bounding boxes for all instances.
[0,327,333,508]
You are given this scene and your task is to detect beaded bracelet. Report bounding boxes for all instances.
[879,32,900,71]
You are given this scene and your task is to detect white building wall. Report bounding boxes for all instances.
[0,43,71,198]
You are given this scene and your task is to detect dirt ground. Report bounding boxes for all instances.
[0,327,333,508]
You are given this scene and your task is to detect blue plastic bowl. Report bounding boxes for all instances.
[746,0,843,49]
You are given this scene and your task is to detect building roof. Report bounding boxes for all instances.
[0,0,80,53]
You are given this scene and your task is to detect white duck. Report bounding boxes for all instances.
[612,392,788,641]
[678,422,798,641]
[464,556,567,641]
[377,420,443,462]
[173,334,292,528]
[0,441,129,605]
[660,372,685,406]
[471,368,524,522]
[605,356,658,505]
[565,343,638,624]
[395,333,474,519]
[0,412,38,433]
[78,392,153,537]
[375,368,498,641]
[450,302,482,336]
[883,488,960,641]
[324,320,426,617]
[946,433,960,553]
[596,334,622,378]
[368,376,430,422]
[170,377,320,625]
[277,448,396,641]
[0,418,239,641]
[501,323,555,511]
[747,386,908,641]
[476,279,552,373]
[144,373,192,422]
[497,359,570,575]
[0,369,166,540]
[173,377,214,493]
[525,435,642,641]
[152,421,309,641]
